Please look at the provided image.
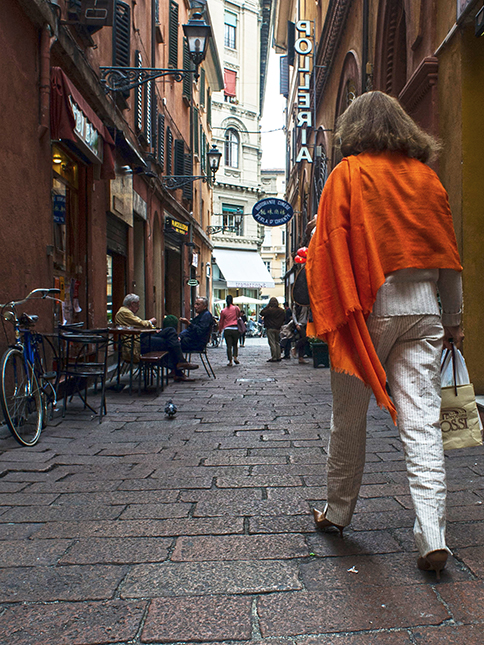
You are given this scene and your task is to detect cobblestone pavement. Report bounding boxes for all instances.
[0,338,483,644]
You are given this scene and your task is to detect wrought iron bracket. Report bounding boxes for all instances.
[99,67,197,92]
[161,175,208,190]
[206,225,240,235]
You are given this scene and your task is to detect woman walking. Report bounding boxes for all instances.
[307,91,463,580]
[260,297,285,362]
[218,295,241,366]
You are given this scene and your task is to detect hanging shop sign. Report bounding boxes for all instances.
[165,217,189,236]
[68,96,104,163]
[295,20,314,164]
[252,198,294,226]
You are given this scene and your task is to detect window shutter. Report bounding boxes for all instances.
[182,39,192,100]
[144,81,153,146]
[169,0,179,68]
[199,68,206,108]
[280,56,289,98]
[192,107,199,155]
[134,50,143,133]
[207,90,212,127]
[166,127,173,175]
[287,21,295,67]
[224,69,236,97]
[113,0,130,67]
[183,153,193,200]
[157,113,165,169]
[201,132,206,175]
[174,139,185,176]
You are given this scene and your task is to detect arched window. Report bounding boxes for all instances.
[224,128,239,168]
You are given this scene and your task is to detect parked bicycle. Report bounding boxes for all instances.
[0,288,60,446]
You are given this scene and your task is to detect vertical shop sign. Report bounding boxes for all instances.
[295,20,313,164]
[53,194,66,224]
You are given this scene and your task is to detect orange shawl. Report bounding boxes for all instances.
[306,151,462,423]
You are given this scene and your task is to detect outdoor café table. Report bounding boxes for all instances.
[108,327,161,394]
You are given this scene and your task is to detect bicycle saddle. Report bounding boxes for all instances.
[19,313,39,326]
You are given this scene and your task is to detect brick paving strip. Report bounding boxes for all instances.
[0,339,483,644]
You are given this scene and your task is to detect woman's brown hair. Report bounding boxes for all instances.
[334,91,440,163]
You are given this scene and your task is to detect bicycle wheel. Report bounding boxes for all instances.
[0,348,43,446]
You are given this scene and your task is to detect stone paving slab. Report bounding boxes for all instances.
[0,340,483,644]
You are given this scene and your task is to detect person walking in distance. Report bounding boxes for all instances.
[260,297,285,362]
[306,91,463,580]
[218,295,241,366]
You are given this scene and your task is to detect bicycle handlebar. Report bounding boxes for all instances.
[0,288,62,310]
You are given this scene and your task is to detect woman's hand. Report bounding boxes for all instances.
[443,325,464,350]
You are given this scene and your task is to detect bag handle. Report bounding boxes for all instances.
[442,344,458,396]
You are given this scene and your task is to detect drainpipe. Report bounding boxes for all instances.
[362,0,369,93]
[39,24,56,139]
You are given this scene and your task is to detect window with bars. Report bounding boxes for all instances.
[224,12,237,49]
[169,0,179,68]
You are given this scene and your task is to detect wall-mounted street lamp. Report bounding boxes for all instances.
[100,11,212,92]
[161,144,222,190]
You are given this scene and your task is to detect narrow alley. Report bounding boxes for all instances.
[0,340,483,644]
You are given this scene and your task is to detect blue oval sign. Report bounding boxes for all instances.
[252,198,294,227]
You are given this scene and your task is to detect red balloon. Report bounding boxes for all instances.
[296,247,308,258]
[294,255,306,264]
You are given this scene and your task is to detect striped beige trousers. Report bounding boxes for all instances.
[325,314,448,557]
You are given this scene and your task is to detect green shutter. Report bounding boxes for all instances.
[113,1,130,67]
[192,107,199,155]
[183,153,193,200]
[134,50,143,133]
[169,0,179,68]
[207,90,212,127]
[182,39,192,100]
[174,139,185,176]
[157,113,165,169]
[166,127,173,175]
[200,68,206,108]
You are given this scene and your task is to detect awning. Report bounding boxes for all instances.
[50,67,115,179]
[214,249,275,289]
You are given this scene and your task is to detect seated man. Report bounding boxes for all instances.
[179,297,214,352]
[115,294,197,382]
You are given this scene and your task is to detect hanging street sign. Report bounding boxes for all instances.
[252,198,294,227]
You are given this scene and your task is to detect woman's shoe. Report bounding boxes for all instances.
[227,361,233,366]
[417,550,448,581]
[313,508,345,537]
[234,358,240,364]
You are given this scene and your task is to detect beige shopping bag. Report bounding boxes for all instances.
[440,383,483,450]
